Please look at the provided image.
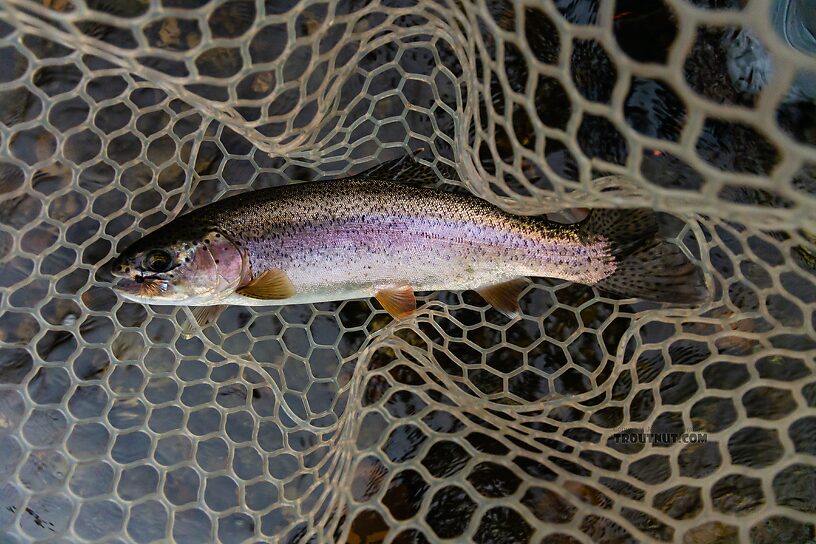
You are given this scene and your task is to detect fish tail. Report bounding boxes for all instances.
[581,209,707,304]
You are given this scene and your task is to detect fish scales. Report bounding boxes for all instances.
[186,179,613,302]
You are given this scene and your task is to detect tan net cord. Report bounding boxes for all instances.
[0,0,814,542]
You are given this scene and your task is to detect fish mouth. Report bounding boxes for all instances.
[112,278,143,294]
[112,276,170,302]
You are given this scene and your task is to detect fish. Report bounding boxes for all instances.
[109,158,707,331]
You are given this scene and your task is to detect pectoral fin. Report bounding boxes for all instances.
[476,278,528,318]
[375,286,416,320]
[182,304,227,338]
[237,269,295,300]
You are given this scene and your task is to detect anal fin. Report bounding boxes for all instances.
[375,286,416,320]
[476,278,528,318]
[182,304,226,338]
[237,269,295,300]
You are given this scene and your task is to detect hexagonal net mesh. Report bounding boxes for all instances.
[0,0,814,542]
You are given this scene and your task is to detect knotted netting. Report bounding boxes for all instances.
[0,0,814,542]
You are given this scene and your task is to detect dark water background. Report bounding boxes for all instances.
[1,0,815,542]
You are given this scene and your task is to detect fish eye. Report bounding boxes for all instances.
[144,249,174,273]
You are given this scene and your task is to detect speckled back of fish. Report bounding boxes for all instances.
[200,179,612,296]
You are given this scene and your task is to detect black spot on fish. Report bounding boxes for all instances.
[135,275,144,283]
[185,257,191,263]
[24,507,55,532]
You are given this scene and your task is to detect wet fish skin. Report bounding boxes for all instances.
[109,177,706,316]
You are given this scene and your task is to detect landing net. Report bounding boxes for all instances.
[0,1,814,542]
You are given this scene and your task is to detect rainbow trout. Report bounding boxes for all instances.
[110,162,705,328]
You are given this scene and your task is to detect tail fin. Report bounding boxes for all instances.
[582,209,707,304]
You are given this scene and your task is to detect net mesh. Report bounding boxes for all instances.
[0,0,814,542]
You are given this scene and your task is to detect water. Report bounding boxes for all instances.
[1,0,815,541]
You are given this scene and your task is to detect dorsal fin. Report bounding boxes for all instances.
[356,152,459,186]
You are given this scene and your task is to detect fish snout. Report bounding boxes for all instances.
[106,254,136,279]
[104,256,146,297]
